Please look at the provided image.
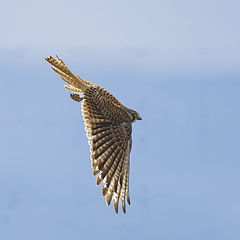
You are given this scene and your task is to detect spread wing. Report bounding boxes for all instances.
[82,87,132,213]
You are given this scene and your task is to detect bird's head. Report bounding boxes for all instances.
[124,107,142,122]
[131,111,142,122]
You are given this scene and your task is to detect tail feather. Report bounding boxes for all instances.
[45,56,92,93]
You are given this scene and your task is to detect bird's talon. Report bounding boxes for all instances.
[70,93,84,102]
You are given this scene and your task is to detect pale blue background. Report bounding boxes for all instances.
[1,0,240,239]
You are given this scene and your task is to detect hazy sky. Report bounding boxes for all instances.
[1,1,240,240]
[1,0,240,70]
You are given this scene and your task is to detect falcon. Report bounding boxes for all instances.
[45,56,142,213]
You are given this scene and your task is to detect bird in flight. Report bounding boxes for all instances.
[45,56,141,213]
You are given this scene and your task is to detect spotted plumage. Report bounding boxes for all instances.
[45,56,141,213]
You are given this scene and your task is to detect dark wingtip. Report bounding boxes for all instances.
[127,196,131,205]
[114,202,119,214]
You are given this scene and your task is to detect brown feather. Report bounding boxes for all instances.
[46,56,136,214]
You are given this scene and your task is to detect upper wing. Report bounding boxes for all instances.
[82,87,132,213]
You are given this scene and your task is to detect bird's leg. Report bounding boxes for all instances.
[70,93,84,102]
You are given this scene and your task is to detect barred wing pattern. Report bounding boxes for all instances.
[83,87,132,213]
[45,56,136,214]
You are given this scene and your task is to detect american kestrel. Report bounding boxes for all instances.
[46,56,141,213]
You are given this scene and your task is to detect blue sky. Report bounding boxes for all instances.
[1,1,240,239]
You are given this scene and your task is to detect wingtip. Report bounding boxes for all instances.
[114,204,118,214]
[122,205,126,214]
[127,196,131,205]
[96,176,102,185]
[114,200,119,214]
[102,186,108,196]
[93,169,100,176]
[106,195,112,206]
